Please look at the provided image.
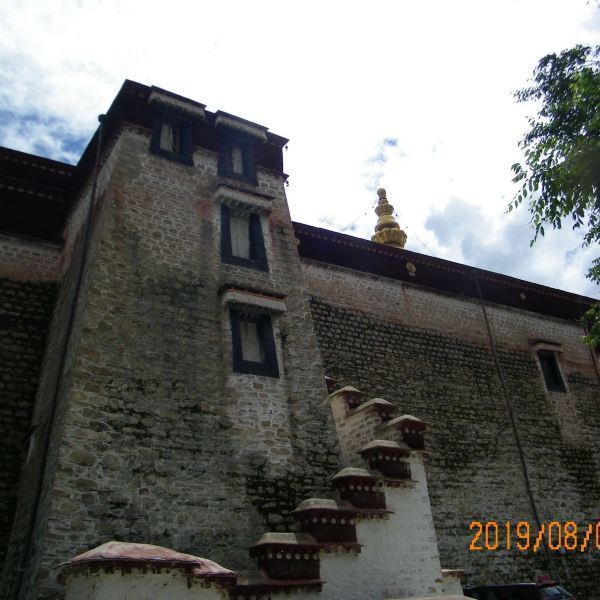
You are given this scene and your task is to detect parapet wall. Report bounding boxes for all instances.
[303,258,600,598]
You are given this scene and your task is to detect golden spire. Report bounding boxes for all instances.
[371,188,407,248]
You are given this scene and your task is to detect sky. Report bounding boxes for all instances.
[0,0,598,298]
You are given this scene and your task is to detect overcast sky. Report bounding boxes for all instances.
[0,0,598,297]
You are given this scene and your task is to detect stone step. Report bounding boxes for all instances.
[349,397,397,422]
[377,414,427,450]
[328,385,366,411]
[248,532,321,581]
[230,569,323,599]
[358,439,412,479]
[331,467,387,509]
[292,498,362,545]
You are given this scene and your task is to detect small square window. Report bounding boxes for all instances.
[218,131,257,185]
[150,110,193,165]
[537,350,566,393]
[221,204,268,272]
[230,309,279,377]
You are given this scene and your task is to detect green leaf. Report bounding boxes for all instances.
[508,44,600,348]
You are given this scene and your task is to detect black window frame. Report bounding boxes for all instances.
[230,309,279,377]
[220,204,268,272]
[217,128,258,185]
[149,105,194,166]
[537,350,566,393]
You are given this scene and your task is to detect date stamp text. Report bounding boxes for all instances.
[469,520,600,552]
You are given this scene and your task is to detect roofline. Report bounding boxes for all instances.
[129,79,289,146]
[149,84,207,110]
[293,221,597,321]
[0,146,75,175]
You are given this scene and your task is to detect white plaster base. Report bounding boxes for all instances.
[65,570,227,600]
[303,455,464,599]
[65,456,464,600]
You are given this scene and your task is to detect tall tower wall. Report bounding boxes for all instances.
[5,87,340,599]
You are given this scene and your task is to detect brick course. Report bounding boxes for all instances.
[0,279,55,569]
[304,261,600,598]
[0,235,60,283]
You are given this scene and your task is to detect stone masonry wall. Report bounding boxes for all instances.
[0,278,55,571]
[303,259,600,599]
[0,232,60,586]
[1,135,126,600]
[26,127,339,598]
[0,235,61,283]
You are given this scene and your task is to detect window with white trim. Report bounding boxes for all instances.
[221,205,268,271]
[218,130,257,185]
[230,309,278,377]
[150,109,193,165]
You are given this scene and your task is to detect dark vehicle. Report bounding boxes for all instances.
[463,582,575,600]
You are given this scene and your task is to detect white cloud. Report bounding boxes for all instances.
[424,198,598,297]
[0,0,598,298]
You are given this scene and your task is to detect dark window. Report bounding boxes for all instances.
[538,350,566,392]
[230,309,278,377]
[218,130,257,185]
[221,204,268,271]
[150,109,193,165]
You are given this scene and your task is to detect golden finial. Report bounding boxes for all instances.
[371,188,407,248]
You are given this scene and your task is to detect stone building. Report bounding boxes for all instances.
[0,80,598,599]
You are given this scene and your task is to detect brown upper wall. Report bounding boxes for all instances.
[293,221,596,323]
[72,80,289,193]
[0,147,74,243]
[0,79,289,243]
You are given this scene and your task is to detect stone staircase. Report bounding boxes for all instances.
[229,381,463,599]
[61,380,465,600]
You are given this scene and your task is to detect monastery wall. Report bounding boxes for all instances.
[2,82,598,599]
[0,136,126,600]
[0,235,59,574]
[7,126,340,599]
[303,258,600,599]
[0,234,61,283]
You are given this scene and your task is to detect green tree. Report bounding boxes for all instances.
[509,44,600,347]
